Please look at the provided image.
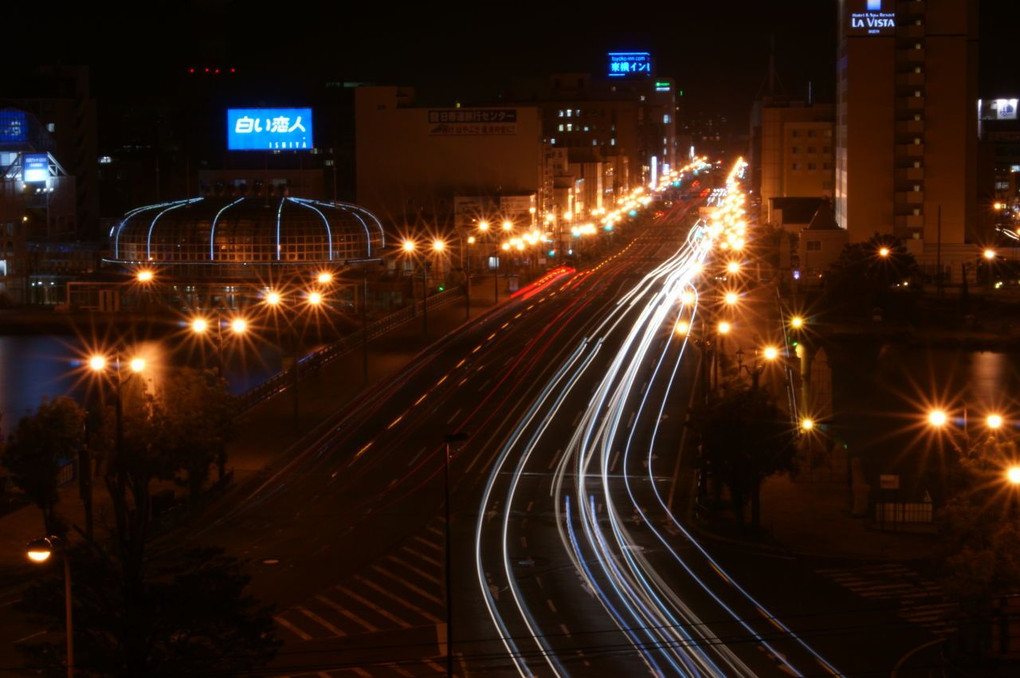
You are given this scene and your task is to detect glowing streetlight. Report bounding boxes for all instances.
[800,418,815,432]
[136,269,154,283]
[26,536,73,678]
[928,409,948,427]
[878,247,890,258]
[987,413,1004,430]
[1007,466,1020,486]
[762,346,779,361]
[675,320,690,336]
[316,271,333,285]
[790,315,805,330]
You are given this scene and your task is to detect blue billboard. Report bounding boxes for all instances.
[22,153,49,183]
[608,52,652,78]
[0,110,28,144]
[227,108,313,151]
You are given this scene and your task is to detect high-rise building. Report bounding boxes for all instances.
[835,0,979,279]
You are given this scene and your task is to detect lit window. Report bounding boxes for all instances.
[663,114,671,124]
[558,124,564,132]
[611,138,616,146]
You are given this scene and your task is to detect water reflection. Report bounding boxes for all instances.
[0,334,286,433]
[829,341,1020,504]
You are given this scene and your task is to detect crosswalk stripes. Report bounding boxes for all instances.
[273,519,447,643]
[816,562,957,636]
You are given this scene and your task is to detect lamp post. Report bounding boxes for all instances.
[190,312,248,376]
[443,432,468,678]
[463,235,475,321]
[402,238,445,338]
[27,536,73,678]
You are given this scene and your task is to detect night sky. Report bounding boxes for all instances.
[3,1,1014,130]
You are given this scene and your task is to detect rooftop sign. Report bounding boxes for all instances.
[608,52,652,78]
[227,108,313,151]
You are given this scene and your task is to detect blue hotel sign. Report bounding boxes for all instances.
[608,52,652,78]
[227,108,313,151]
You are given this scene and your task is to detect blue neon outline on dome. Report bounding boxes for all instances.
[276,198,285,261]
[147,199,202,260]
[289,198,333,261]
[209,197,245,261]
[115,199,199,259]
[333,200,387,256]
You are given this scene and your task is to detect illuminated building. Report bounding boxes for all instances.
[66,196,385,312]
[835,0,979,280]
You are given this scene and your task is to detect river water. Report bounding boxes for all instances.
[4,333,1019,507]
[0,334,284,435]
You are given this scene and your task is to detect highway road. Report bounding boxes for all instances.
[180,168,937,677]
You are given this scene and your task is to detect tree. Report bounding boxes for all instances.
[819,233,922,320]
[12,368,277,675]
[0,396,86,537]
[691,383,798,529]
[936,434,1020,658]
[16,542,281,677]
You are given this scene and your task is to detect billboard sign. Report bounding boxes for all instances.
[227,108,313,150]
[22,153,49,183]
[428,109,517,136]
[846,0,895,36]
[0,110,28,144]
[988,99,1019,120]
[608,52,652,77]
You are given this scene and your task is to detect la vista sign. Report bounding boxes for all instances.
[850,11,895,33]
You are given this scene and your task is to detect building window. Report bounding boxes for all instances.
[914,185,921,192]
[792,163,801,171]
[557,110,564,118]
[823,162,832,170]
[806,240,822,252]
[566,123,573,131]
[566,109,572,118]
[611,138,616,146]
[807,163,817,170]
[791,130,800,138]
[791,147,799,154]
[46,123,55,133]
[592,139,598,146]
[808,147,815,153]
[663,114,671,124]
[558,124,564,132]
[807,130,816,137]
[551,138,557,145]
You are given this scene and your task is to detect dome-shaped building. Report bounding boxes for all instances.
[107,196,386,278]
[87,196,389,313]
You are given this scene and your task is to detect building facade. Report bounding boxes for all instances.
[835,0,979,278]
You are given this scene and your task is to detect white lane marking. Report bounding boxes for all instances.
[372,565,443,604]
[315,594,378,633]
[337,585,410,628]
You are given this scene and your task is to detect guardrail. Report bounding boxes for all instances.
[234,287,467,413]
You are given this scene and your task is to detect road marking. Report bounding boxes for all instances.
[520,535,527,548]
[408,446,428,467]
[372,565,443,604]
[387,414,404,429]
[388,554,441,585]
[315,594,378,633]
[559,623,571,638]
[337,585,410,628]
[413,535,443,553]
[445,408,461,425]
[426,523,443,538]
[547,599,558,613]
[403,545,442,568]
[296,605,346,636]
[356,576,442,624]
[414,392,428,406]
[274,613,313,640]
[548,448,564,470]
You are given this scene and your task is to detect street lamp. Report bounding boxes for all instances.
[189,311,249,376]
[443,432,468,678]
[26,536,74,678]
[402,238,445,337]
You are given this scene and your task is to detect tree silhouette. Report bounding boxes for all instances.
[1,396,85,537]
[692,384,798,529]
